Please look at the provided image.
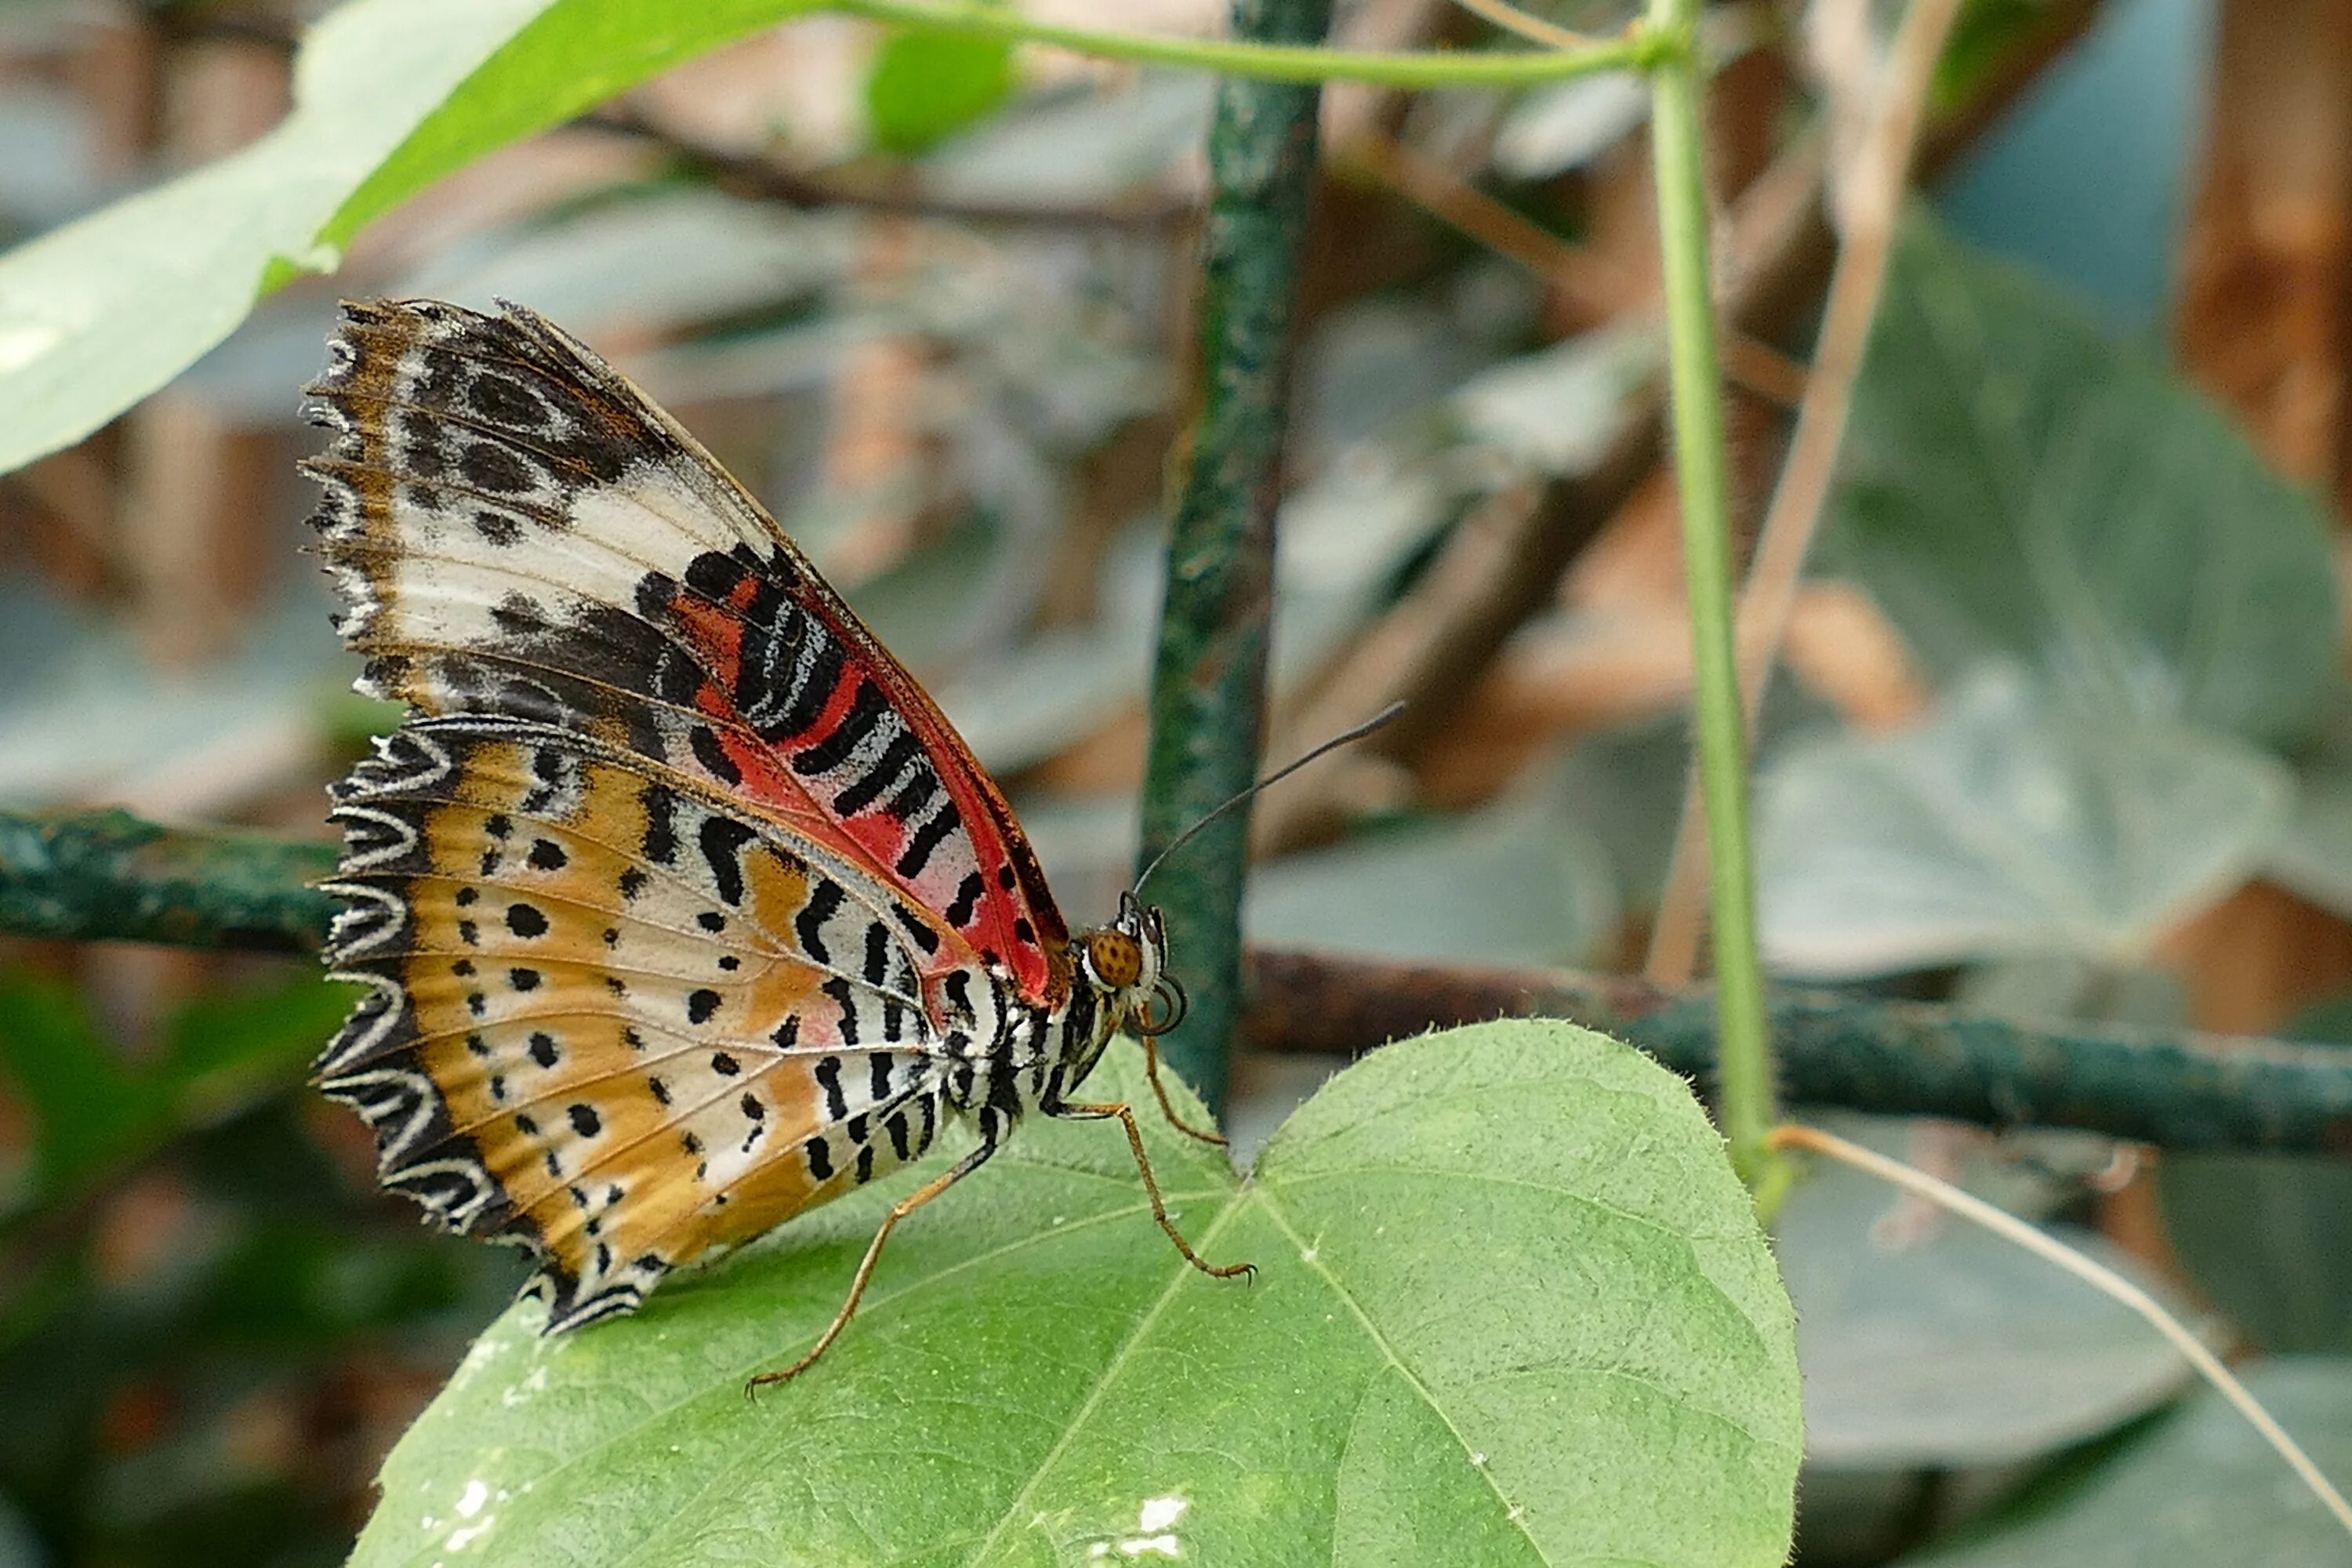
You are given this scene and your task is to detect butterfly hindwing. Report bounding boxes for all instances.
[317,718,947,1327]
[303,298,1066,1003]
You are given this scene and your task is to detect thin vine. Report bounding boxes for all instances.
[1639,0,1788,1210]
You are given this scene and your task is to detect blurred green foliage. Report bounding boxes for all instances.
[0,971,521,1566]
[865,29,1016,154]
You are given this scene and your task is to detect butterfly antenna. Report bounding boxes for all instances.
[1132,702,1406,898]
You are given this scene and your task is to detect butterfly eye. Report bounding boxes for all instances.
[1087,931,1143,990]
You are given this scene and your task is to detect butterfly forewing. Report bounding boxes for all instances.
[303,299,1054,1327]
[303,298,1066,998]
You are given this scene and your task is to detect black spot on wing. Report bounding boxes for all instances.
[790,680,886,778]
[641,784,679,866]
[468,372,550,427]
[815,1056,847,1120]
[795,881,844,964]
[891,904,942,956]
[896,803,961,881]
[689,725,742,786]
[697,816,757,906]
[757,613,846,743]
[833,731,922,818]
[459,442,537,495]
[882,764,939,826]
[942,870,984,928]
[822,977,860,1047]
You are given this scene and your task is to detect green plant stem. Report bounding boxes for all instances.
[9,809,2352,1157]
[0,808,336,955]
[1134,0,1332,1120]
[833,0,1669,87]
[1643,0,1787,1214]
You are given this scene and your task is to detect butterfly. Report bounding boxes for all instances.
[301,297,1245,1385]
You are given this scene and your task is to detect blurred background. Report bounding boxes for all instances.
[4,0,2352,1563]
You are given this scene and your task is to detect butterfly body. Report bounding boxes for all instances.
[303,299,1210,1348]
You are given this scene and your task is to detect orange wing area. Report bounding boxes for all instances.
[302,297,1069,1007]
[318,721,949,1328]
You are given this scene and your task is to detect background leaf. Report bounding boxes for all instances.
[866,30,1018,156]
[2264,769,2352,921]
[1757,670,2291,976]
[1780,1116,2198,1468]
[1826,214,2339,747]
[0,974,162,1200]
[0,0,825,479]
[1900,1357,2352,1566]
[1245,792,1619,967]
[0,971,356,1214]
[347,1024,1800,1566]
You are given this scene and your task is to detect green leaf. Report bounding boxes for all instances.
[1933,0,2062,111]
[162,972,361,1112]
[324,0,825,249]
[348,1024,1800,1566]
[1828,213,2339,747]
[0,0,822,480]
[1758,670,2291,976]
[0,973,165,1197]
[866,29,1018,156]
[1901,1357,2352,1566]
[0,969,354,1214]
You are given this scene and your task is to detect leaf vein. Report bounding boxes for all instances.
[1252,1187,1548,1563]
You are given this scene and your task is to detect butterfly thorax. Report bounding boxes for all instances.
[932,894,1169,1127]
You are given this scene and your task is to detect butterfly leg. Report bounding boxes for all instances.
[1052,1100,1254,1282]
[1140,1035,1229,1147]
[746,1136,998,1395]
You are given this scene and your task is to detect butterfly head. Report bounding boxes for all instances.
[1070,892,1185,1069]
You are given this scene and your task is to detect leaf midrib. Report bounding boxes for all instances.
[956,1186,1254,1565]
[1253,1185,1549,1566]
[951,1162,1697,1568]
[387,1185,1226,1568]
[1272,1162,1788,1432]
